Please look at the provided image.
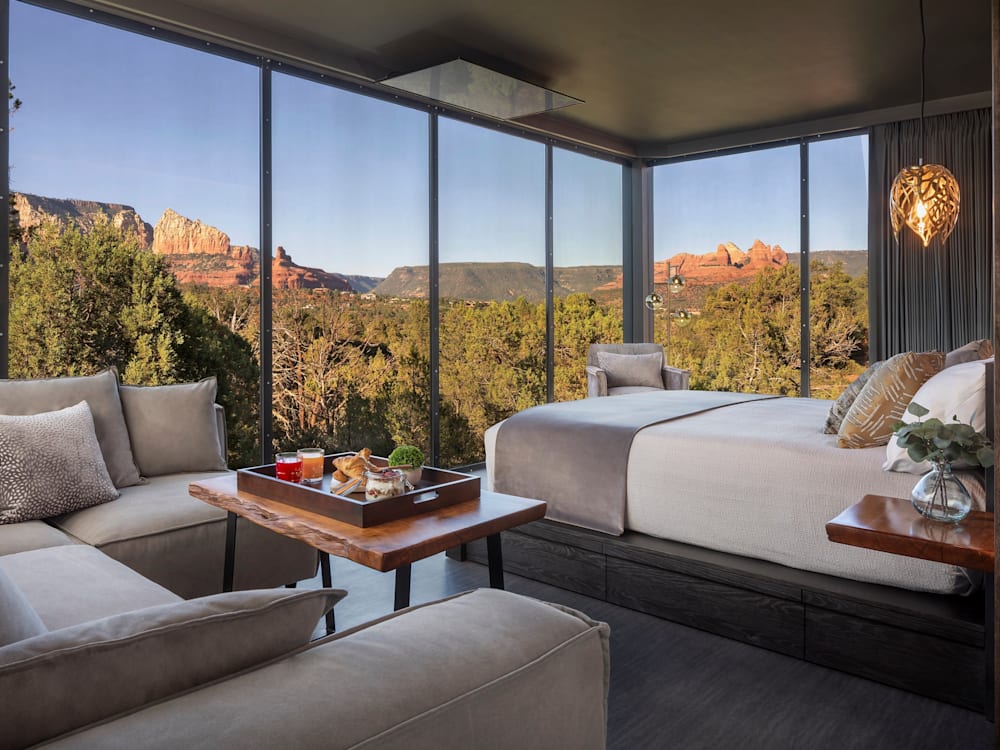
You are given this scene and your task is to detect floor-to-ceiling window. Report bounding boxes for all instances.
[271,71,429,459]
[807,134,870,398]
[437,118,546,466]
[8,1,262,465]
[552,147,624,401]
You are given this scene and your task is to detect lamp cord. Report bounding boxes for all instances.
[919,0,926,164]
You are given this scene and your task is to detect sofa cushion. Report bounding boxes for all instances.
[0,545,180,630]
[0,369,141,487]
[37,589,609,750]
[50,472,318,598]
[0,587,345,750]
[0,402,120,524]
[0,567,46,646]
[0,519,77,556]
[119,378,227,477]
[596,350,664,389]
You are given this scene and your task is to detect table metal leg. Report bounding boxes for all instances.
[394,564,412,611]
[320,552,335,634]
[222,511,237,593]
[487,533,504,590]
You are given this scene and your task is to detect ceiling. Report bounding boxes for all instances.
[89,0,992,154]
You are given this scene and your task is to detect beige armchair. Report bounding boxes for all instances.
[586,343,690,397]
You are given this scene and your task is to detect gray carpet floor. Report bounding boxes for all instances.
[300,553,994,750]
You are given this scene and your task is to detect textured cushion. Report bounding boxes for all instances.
[0,587,345,750]
[823,360,882,434]
[0,567,46,646]
[0,369,141,487]
[838,351,944,449]
[120,377,227,477]
[883,359,987,474]
[945,339,993,368]
[596,351,664,389]
[0,520,76,556]
[0,402,119,524]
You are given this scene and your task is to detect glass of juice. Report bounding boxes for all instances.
[274,452,302,483]
[297,448,325,484]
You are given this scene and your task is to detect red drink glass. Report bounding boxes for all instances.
[275,452,303,483]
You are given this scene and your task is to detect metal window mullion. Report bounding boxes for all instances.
[545,145,554,402]
[1,0,9,378]
[429,113,440,466]
[799,141,811,397]
[259,62,274,462]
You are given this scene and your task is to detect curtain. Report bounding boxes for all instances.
[869,108,992,360]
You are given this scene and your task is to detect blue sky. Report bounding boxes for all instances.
[10,1,865,278]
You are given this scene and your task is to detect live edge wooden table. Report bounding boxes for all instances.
[189,474,546,632]
[826,493,995,720]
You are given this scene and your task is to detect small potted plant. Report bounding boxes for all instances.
[892,403,994,522]
[388,444,425,487]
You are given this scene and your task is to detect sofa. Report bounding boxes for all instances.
[0,370,612,748]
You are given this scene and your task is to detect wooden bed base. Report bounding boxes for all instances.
[450,519,987,711]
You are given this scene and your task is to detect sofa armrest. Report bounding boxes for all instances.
[586,365,608,397]
[214,404,228,466]
[662,366,690,390]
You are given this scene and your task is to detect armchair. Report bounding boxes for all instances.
[586,343,690,397]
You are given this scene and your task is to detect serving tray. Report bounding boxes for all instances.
[236,453,480,527]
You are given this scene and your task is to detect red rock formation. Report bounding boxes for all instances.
[13,192,153,247]
[152,209,231,256]
[269,247,352,291]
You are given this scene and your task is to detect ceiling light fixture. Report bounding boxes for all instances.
[380,59,582,121]
[889,0,960,247]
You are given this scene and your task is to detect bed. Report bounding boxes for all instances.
[463,369,993,711]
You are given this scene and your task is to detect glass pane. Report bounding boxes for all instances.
[808,135,870,399]
[553,148,624,401]
[9,2,261,466]
[653,146,801,395]
[438,118,545,466]
[272,73,430,461]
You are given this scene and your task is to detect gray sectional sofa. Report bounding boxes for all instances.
[0,370,611,748]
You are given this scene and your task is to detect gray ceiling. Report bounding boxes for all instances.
[90,0,992,153]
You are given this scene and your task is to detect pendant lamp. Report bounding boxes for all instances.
[889,0,960,248]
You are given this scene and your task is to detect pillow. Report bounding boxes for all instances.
[823,360,882,434]
[945,339,993,368]
[119,377,227,476]
[0,587,345,750]
[0,568,46,647]
[837,351,944,449]
[0,402,119,524]
[0,369,141,488]
[595,351,664,389]
[883,359,986,474]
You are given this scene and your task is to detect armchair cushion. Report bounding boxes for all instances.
[595,351,664,389]
[0,568,46,647]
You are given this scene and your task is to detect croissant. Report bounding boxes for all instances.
[332,448,376,479]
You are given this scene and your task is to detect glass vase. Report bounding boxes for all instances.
[910,461,972,523]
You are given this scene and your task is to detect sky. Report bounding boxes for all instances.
[9,1,865,278]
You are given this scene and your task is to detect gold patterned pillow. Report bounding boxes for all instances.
[837,351,944,449]
[823,360,882,434]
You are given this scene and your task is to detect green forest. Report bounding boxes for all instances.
[8,221,867,468]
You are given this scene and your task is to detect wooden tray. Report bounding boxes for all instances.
[236,453,480,527]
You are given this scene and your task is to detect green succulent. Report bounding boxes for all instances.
[892,403,994,468]
[388,444,425,467]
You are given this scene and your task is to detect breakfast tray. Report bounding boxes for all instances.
[236,453,480,527]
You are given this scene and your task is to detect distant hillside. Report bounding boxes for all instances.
[344,275,383,293]
[374,263,623,302]
[787,250,867,277]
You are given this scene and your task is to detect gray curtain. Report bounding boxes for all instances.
[869,108,992,360]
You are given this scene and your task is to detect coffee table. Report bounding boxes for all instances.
[189,474,546,632]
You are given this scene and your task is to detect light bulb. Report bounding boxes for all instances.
[644,292,663,311]
[915,200,928,219]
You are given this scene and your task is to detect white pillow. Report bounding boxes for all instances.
[595,351,664,389]
[882,359,986,474]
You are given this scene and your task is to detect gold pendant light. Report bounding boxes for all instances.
[889,0,960,248]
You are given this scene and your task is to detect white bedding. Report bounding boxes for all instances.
[485,396,984,595]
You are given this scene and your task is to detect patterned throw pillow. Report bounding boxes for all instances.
[823,360,883,434]
[596,351,664,389]
[837,351,944,449]
[0,402,119,524]
[944,339,993,368]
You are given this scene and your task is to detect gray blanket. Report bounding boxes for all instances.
[493,390,779,535]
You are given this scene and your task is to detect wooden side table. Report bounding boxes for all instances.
[827,494,995,720]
